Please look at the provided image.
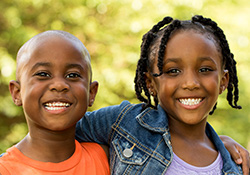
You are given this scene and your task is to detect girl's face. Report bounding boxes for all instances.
[147,30,229,125]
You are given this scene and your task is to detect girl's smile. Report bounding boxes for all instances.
[178,97,204,110]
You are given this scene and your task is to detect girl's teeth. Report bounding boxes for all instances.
[179,98,202,106]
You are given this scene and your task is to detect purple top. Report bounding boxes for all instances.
[165,152,223,175]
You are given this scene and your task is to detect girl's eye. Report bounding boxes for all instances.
[165,68,181,75]
[199,67,213,73]
[66,73,81,79]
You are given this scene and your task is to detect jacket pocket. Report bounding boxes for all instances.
[112,135,150,165]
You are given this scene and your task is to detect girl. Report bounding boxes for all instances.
[76,15,247,174]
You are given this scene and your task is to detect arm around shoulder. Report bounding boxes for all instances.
[220,135,249,175]
[75,101,131,144]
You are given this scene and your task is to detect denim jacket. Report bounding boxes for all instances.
[75,101,242,175]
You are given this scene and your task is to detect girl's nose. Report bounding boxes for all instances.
[49,77,69,92]
[181,71,200,90]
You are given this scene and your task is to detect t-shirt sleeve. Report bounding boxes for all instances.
[80,142,110,175]
[0,160,11,175]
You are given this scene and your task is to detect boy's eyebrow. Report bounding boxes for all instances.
[65,63,85,71]
[30,62,85,71]
[31,62,51,71]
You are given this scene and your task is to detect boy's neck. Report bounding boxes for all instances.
[15,127,76,163]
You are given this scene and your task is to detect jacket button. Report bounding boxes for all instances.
[123,148,133,158]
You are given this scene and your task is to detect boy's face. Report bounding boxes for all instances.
[10,35,98,131]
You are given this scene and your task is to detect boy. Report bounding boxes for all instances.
[0,30,109,174]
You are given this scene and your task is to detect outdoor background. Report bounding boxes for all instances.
[0,0,249,153]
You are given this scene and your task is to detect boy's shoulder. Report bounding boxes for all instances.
[0,146,19,175]
[0,141,110,175]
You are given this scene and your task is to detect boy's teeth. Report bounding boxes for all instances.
[179,98,202,106]
[44,102,70,111]
[45,102,70,107]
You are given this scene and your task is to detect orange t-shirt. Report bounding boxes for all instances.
[0,140,109,175]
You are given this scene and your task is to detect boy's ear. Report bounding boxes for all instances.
[9,80,22,106]
[88,81,99,107]
[219,70,229,94]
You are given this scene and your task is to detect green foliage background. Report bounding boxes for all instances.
[0,0,249,153]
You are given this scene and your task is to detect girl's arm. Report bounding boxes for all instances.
[220,135,249,175]
[75,101,132,145]
[75,104,120,145]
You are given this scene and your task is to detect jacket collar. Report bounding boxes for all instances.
[136,105,169,134]
[136,105,242,174]
[206,123,242,174]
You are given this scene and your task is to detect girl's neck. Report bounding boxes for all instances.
[16,127,76,163]
[168,116,218,167]
[168,116,207,141]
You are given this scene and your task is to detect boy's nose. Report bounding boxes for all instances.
[49,77,69,92]
[181,71,200,90]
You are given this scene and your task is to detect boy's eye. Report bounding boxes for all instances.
[66,73,81,79]
[35,72,50,77]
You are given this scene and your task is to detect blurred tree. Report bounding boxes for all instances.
[0,0,249,153]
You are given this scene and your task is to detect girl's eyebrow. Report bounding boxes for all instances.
[199,57,216,64]
[163,57,216,64]
[163,58,182,64]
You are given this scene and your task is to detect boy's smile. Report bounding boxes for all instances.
[44,101,71,113]
[148,30,229,126]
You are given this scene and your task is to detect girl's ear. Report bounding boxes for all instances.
[88,81,99,107]
[145,72,157,97]
[219,70,229,94]
[9,80,22,106]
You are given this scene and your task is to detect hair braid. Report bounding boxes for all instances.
[153,20,181,77]
[209,103,217,115]
[134,16,173,109]
[192,15,241,113]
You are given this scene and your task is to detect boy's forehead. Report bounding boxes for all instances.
[16,31,92,79]
[17,33,90,63]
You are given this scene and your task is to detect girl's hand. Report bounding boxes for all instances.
[220,135,249,175]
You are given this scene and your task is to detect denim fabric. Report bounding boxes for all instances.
[75,101,242,175]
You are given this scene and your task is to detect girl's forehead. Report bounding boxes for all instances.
[168,30,215,44]
[161,30,222,66]
[168,30,221,56]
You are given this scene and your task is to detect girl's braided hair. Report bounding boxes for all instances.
[134,15,241,114]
